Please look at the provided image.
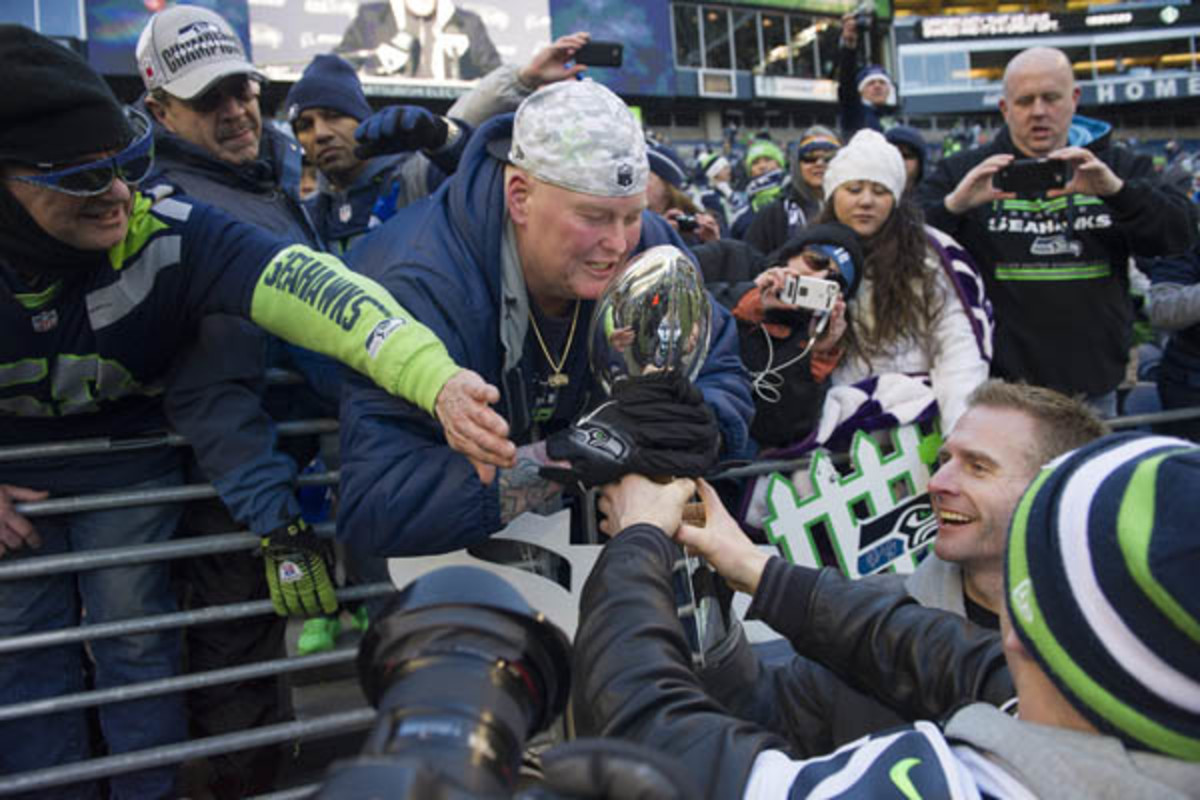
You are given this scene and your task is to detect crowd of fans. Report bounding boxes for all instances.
[0,5,1198,798]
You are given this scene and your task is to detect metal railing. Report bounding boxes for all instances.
[0,416,366,797]
[1,395,1197,796]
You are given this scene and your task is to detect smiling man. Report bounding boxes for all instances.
[338,79,752,556]
[922,379,1107,622]
[919,46,1197,414]
[0,25,509,795]
[575,433,1200,798]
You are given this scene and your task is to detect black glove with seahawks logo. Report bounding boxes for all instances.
[542,372,721,489]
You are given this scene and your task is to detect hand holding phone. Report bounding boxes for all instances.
[780,274,840,312]
[573,40,623,68]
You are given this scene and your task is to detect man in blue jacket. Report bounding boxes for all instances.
[339,79,753,556]
[0,24,508,797]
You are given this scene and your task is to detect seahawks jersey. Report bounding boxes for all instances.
[0,191,456,494]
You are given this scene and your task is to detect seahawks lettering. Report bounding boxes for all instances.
[159,22,240,73]
[262,249,391,331]
[987,213,1113,234]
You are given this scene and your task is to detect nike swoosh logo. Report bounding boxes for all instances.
[889,757,922,800]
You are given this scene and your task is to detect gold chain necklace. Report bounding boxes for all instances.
[528,300,580,388]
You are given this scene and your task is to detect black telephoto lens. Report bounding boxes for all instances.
[316,566,572,798]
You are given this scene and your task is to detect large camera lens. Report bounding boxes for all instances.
[350,566,572,796]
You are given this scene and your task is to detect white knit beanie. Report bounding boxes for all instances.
[704,154,731,183]
[822,129,906,202]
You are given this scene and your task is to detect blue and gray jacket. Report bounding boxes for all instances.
[0,194,457,503]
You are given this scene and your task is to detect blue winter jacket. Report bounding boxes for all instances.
[338,113,753,556]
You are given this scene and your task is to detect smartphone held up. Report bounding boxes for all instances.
[573,40,623,67]
[994,158,1072,195]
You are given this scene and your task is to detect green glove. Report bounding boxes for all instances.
[261,516,339,617]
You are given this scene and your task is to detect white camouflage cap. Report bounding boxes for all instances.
[136,5,264,100]
[508,80,648,198]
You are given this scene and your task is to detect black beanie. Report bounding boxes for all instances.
[0,25,131,164]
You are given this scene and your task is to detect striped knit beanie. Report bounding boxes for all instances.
[1006,432,1200,760]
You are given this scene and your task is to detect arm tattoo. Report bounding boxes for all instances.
[499,441,563,523]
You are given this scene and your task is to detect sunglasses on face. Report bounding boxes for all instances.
[800,153,835,165]
[186,75,258,114]
[10,108,155,197]
[801,248,833,271]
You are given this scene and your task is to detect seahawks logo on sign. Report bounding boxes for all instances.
[762,424,941,578]
[365,318,407,358]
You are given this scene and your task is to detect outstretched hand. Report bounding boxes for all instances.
[354,105,450,160]
[518,31,590,89]
[434,369,516,484]
[674,479,769,595]
[0,485,48,558]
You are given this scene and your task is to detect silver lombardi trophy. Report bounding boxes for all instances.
[587,244,727,667]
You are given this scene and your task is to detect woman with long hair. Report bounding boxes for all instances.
[745,125,841,256]
[817,129,990,430]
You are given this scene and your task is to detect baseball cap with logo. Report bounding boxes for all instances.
[136,5,264,100]
[499,80,647,198]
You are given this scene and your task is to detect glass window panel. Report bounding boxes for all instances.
[1094,37,1195,77]
[733,10,759,72]
[674,4,702,69]
[39,0,82,38]
[762,13,788,76]
[703,6,731,70]
[909,51,972,89]
[817,22,842,78]
[6,1,36,29]
[969,46,1087,87]
[900,52,925,89]
[788,14,818,78]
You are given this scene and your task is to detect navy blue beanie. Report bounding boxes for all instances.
[886,125,926,181]
[285,54,372,126]
[647,141,688,188]
[855,64,893,96]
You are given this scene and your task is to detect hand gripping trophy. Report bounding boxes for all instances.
[542,245,729,666]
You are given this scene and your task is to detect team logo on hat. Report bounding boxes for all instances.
[616,163,634,188]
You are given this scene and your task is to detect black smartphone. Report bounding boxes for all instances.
[993,158,1072,195]
[573,41,623,68]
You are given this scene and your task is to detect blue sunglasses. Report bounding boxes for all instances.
[11,108,154,197]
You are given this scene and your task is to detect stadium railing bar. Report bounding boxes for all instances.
[1,395,1196,797]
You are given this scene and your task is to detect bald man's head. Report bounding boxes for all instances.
[999,47,1080,157]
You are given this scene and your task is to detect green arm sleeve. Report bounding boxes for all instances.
[248,244,459,415]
